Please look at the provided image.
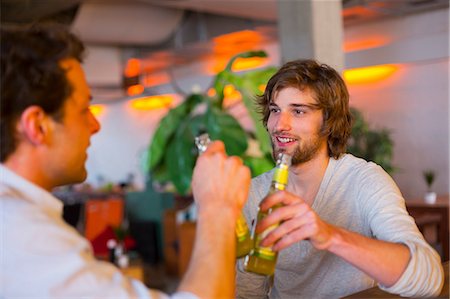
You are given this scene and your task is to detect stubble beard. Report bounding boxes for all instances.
[271,134,326,166]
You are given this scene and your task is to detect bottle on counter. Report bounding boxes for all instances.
[194,133,252,258]
[244,152,291,275]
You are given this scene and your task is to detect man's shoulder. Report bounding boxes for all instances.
[334,153,397,194]
[335,153,385,174]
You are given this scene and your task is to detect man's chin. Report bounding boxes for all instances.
[272,148,288,161]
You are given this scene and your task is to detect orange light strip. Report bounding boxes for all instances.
[343,65,398,84]
[344,37,391,52]
[89,104,105,117]
[127,84,144,96]
[213,30,263,48]
[124,58,140,77]
[130,94,174,110]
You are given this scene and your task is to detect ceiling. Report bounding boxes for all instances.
[1,0,448,101]
[2,0,449,37]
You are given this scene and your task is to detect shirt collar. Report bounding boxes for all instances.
[0,164,63,217]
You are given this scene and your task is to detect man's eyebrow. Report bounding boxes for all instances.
[290,103,320,108]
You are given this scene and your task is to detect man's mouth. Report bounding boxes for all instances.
[274,135,297,146]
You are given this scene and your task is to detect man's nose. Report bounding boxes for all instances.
[90,113,101,134]
[276,112,291,132]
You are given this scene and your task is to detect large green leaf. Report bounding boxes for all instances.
[165,116,198,195]
[205,106,248,156]
[187,114,208,138]
[147,94,203,171]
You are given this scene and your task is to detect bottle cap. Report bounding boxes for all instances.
[277,153,292,166]
[195,133,211,154]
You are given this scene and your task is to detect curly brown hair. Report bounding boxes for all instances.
[257,59,353,159]
[1,23,85,162]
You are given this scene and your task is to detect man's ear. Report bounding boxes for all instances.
[17,106,52,145]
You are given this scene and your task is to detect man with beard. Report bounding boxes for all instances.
[235,60,443,298]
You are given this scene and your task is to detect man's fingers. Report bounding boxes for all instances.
[272,225,313,251]
[256,203,307,233]
[203,140,226,156]
[259,191,303,211]
[259,211,310,245]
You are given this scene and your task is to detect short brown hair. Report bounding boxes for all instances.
[1,23,85,162]
[257,59,353,159]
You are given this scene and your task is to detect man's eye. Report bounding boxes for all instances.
[294,109,305,115]
[269,107,279,113]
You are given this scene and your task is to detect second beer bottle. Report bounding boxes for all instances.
[244,152,292,275]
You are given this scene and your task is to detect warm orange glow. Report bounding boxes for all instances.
[224,85,241,99]
[130,94,174,110]
[344,37,391,52]
[89,104,104,117]
[213,30,263,49]
[222,85,243,107]
[231,57,267,72]
[343,6,379,20]
[344,65,398,84]
[208,30,268,74]
[142,72,170,87]
[127,84,144,96]
[207,88,216,97]
[210,56,268,74]
[258,84,266,93]
[124,58,140,77]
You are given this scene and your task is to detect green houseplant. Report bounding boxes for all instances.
[146,51,277,195]
[347,108,395,174]
[422,169,437,203]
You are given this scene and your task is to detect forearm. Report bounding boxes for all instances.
[178,205,237,299]
[328,226,410,287]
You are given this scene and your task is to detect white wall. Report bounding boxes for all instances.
[85,96,182,189]
[348,60,449,199]
[344,8,449,199]
[85,8,449,198]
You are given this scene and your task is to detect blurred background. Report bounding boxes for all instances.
[2,0,448,199]
[2,0,449,289]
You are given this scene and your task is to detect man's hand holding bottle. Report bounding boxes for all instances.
[192,140,251,222]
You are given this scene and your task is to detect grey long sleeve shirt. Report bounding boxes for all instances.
[236,154,443,299]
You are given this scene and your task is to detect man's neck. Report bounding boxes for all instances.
[287,151,331,206]
[4,152,54,191]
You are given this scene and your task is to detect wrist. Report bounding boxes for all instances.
[198,204,239,224]
[327,226,349,254]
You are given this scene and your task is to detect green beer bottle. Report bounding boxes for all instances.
[244,153,291,275]
[194,133,252,258]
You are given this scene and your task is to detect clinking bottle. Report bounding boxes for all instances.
[244,152,292,275]
[194,133,252,258]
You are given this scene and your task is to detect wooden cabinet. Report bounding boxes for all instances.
[163,210,197,277]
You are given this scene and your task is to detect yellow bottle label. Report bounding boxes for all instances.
[236,213,249,242]
[272,165,288,185]
[253,217,278,261]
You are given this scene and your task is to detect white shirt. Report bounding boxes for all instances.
[0,165,197,299]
